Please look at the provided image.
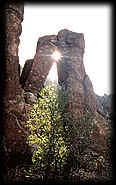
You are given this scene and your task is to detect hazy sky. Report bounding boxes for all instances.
[19,4,111,96]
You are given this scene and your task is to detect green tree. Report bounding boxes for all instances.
[25,85,69,175]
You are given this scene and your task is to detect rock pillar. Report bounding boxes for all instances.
[3,3,32,174]
[57,29,96,115]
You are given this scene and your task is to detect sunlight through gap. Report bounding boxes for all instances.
[51,50,62,62]
[44,62,58,88]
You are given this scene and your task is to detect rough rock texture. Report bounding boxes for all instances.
[3,3,32,174]
[22,35,57,93]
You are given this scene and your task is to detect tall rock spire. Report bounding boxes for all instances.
[4,3,24,100]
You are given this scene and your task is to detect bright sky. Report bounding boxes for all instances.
[19,4,111,96]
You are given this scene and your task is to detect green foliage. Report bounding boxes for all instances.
[25,84,100,177]
[25,86,69,174]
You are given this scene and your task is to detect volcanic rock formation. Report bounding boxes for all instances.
[21,29,112,176]
[3,3,112,179]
